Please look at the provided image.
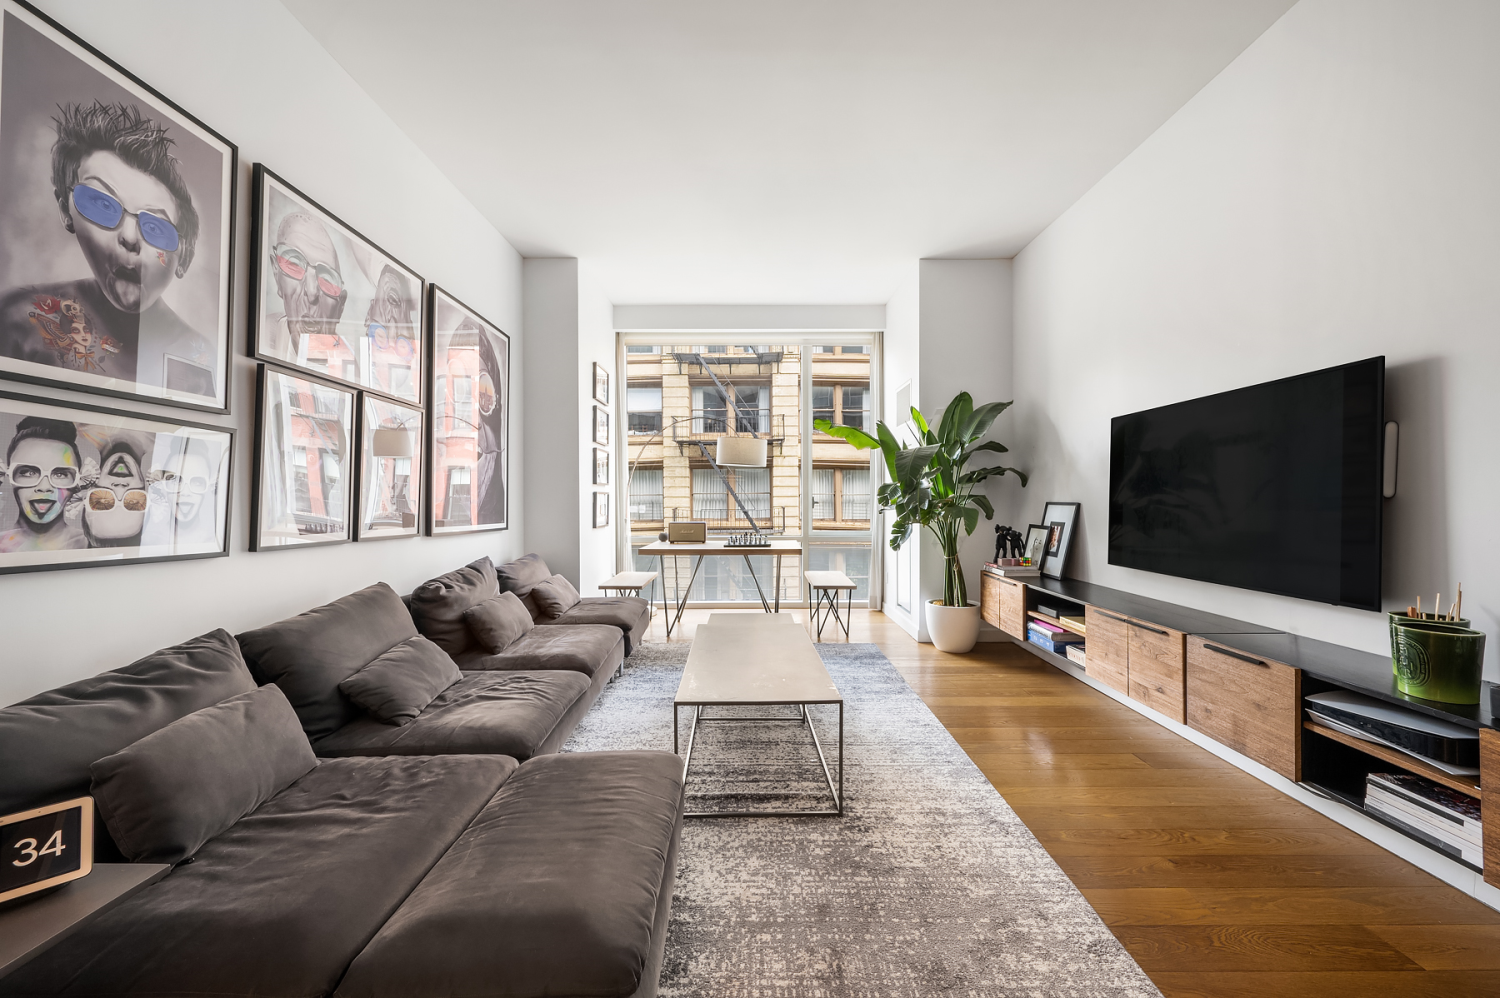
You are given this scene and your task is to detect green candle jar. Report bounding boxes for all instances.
[1390,618,1486,704]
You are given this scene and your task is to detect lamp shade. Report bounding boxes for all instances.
[715,435,767,468]
[371,428,414,458]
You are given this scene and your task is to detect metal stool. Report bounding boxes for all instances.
[804,570,855,641]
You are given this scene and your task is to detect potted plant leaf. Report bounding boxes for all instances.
[815,392,1026,652]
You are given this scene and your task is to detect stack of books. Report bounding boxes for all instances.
[983,560,1039,578]
[1027,618,1083,655]
[1364,772,1483,868]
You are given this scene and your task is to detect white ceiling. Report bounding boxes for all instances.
[283,0,1295,304]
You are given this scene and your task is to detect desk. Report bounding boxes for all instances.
[640,539,804,638]
[0,863,169,978]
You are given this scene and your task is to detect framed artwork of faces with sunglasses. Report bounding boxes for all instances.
[251,364,355,551]
[250,166,425,406]
[429,286,507,535]
[0,2,237,412]
[357,394,423,541]
[0,389,232,574]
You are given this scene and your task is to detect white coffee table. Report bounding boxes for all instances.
[673,617,843,817]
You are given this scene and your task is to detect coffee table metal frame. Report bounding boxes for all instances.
[673,697,843,818]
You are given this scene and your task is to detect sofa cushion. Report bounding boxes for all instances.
[452,623,624,679]
[0,629,255,815]
[339,635,462,726]
[495,552,551,597]
[1,755,516,998]
[334,751,684,998]
[313,671,591,761]
[541,596,653,656]
[408,557,498,657]
[528,574,582,618]
[464,591,534,653]
[236,583,417,740]
[90,685,316,865]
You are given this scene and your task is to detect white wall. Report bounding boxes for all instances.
[2,0,524,707]
[1012,0,1500,678]
[577,266,617,592]
[880,265,921,637]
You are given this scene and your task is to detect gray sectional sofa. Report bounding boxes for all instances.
[0,554,681,998]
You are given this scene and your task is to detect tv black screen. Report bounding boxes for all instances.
[1108,357,1384,610]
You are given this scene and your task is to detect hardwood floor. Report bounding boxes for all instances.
[640,607,1500,997]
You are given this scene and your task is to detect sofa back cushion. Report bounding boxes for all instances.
[496,553,552,597]
[0,629,256,815]
[408,557,497,657]
[236,583,417,740]
[338,636,462,726]
[463,592,535,654]
[529,574,582,618]
[89,685,317,865]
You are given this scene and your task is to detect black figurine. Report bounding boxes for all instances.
[994,524,1023,562]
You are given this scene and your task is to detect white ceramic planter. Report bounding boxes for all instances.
[926,600,981,653]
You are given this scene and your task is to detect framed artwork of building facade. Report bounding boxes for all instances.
[0,1,237,411]
[0,389,231,574]
[251,364,354,551]
[250,165,424,405]
[357,394,422,540]
[428,285,507,534]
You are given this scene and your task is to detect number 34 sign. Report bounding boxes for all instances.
[0,797,93,904]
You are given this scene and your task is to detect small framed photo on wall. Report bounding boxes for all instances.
[356,394,423,540]
[593,405,609,447]
[593,490,609,528]
[1039,501,1080,579]
[252,364,355,551]
[593,447,609,486]
[593,361,609,405]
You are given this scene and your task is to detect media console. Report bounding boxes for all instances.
[979,570,1499,893]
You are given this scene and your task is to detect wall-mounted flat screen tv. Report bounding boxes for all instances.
[1109,357,1384,610]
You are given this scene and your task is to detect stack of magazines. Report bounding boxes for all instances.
[1364,772,1483,868]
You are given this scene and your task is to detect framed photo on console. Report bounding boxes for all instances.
[0,388,232,575]
[0,1,237,412]
[250,165,424,404]
[251,364,354,551]
[428,285,507,534]
[1023,523,1050,566]
[356,394,422,541]
[1040,501,1080,579]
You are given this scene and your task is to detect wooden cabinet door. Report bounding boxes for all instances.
[1083,607,1129,695]
[1128,620,1187,722]
[1187,637,1302,781]
[1483,729,1499,889]
[979,573,1001,629]
[995,578,1026,639]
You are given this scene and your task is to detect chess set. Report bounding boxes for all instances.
[725,532,772,548]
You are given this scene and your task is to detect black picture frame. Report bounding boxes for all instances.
[593,361,609,405]
[1040,501,1081,579]
[250,363,355,552]
[355,393,423,542]
[427,284,508,535]
[593,491,609,528]
[593,447,609,486]
[0,1,238,413]
[593,405,609,447]
[0,388,233,575]
[249,164,425,406]
[1023,523,1049,565]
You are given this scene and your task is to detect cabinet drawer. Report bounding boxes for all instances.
[1186,637,1301,781]
[980,573,1001,628]
[1128,620,1187,722]
[1480,729,1498,888]
[1083,607,1129,695]
[995,579,1027,639]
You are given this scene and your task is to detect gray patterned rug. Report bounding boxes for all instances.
[564,640,1161,997]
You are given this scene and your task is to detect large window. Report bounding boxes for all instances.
[812,383,867,432]
[812,466,870,528]
[692,385,767,434]
[629,465,663,522]
[628,386,663,435]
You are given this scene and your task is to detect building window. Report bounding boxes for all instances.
[693,385,767,434]
[452,376,473,429]
[445,466,471,523]
[813,466,871,528]
[691,467,770,525]
[812,384,868,432]
[629,465,663,522]
[320,450,343,520]
[313,386,340,417]
[292,446,311,513]
[627,386,663,435]
[626,344,660,354]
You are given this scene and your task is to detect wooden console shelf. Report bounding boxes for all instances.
[980,568,1500,893]
[1302,719,1480,796]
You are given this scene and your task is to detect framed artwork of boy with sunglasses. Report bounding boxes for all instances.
[0,390,232,573]
[0,3,236,412]
[251,166,425,406]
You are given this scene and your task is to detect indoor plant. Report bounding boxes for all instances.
[816,392,1026,652]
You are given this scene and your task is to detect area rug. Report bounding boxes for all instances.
[564,640,1162,997]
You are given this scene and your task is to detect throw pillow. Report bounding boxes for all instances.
[463,592,535,654]
[528,574,582,618]
[408,557,498,657]
[89,685,317,865]
[338,635,462,726]
[495,553,551,597]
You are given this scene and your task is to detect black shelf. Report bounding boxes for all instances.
[1198,630,1497,732]
[1301,780,1482,874]
[1030,577,1281,637]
